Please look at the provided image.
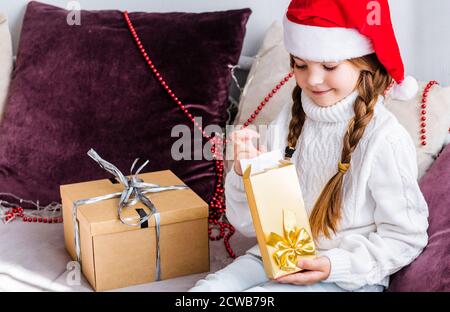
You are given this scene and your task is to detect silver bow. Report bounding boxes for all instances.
[72,149,188,281]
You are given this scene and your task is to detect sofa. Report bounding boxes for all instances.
[0,1,449,292]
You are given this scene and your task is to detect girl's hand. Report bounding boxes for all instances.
[230,129,266,176]
[274,256,331,285]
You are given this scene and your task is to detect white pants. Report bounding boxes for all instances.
[189,254,384,292]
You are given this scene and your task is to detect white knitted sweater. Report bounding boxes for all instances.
[225,90,429,290]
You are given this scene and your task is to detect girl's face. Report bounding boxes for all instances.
[292,57,361,107]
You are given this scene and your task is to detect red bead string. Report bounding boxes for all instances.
[2,206,63,224]
[419,81,439,147]
[385,80,439,147]
[3,207,24,223]
[123,11,237,257]
[240,72,294,130]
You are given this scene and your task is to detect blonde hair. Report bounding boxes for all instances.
[287,54,393,239]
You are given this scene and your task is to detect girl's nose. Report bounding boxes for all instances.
[306,68,325,86]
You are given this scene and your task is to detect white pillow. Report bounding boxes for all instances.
[384,83,450,177]
[234,22,450,179]
[234,21,296,131]
[0,13,13,122]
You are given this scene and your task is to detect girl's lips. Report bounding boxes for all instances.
[311,89,332,95]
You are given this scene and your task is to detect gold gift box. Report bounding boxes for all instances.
[61,170,210,291]
[243,161,316,279]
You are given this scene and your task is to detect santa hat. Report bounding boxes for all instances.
[283,0,418,101]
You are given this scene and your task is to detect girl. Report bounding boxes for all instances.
[189,0,428,292]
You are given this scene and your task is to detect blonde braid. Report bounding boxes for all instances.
[287,85,306,150]
[287,53,393,239]
[310,67,390,239]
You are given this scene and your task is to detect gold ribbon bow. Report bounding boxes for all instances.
[266,209,316,272]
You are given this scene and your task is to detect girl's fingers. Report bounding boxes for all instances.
[236,150,260,160]
[275,270,324,285]
[230,129,260,143]
[297,257,329,272]
[231,129,267,161]
[257,145,267,154]
[234,139,260,157]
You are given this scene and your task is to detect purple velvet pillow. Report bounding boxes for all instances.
[387,144,450,291]
[0,1,251,206]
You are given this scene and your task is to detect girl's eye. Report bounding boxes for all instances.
[295,64,307,70]
[323,65,338,71]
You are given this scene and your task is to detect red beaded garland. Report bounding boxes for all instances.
[2,206,62,224]
[387,80,439,147]
[239,72,294,131]
[124,11,236,257]
[419,81,439,147]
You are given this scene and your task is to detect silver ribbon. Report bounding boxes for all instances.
[72,148,188,281]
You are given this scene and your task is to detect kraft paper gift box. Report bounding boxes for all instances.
[241,151,317,279]
[61,168,210,291]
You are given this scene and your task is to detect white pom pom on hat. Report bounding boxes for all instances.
[283,0,418,101]
[390,76,419,101]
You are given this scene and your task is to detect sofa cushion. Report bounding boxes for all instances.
[0,1,251,207]
[384,86,450,178]
[387,144,450,291]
